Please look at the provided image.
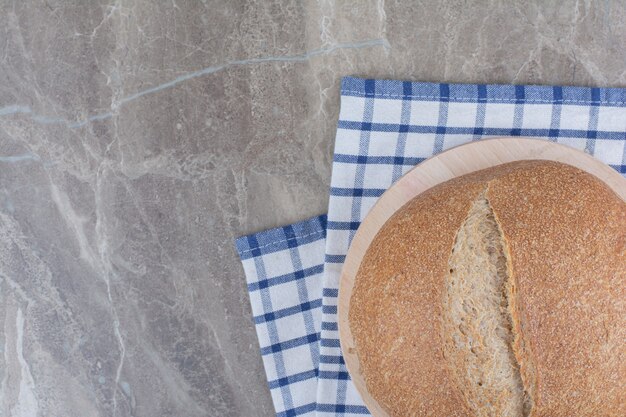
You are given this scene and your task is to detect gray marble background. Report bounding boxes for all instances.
[0,1,625,416]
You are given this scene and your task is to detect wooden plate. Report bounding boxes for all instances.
[337,137,626,417]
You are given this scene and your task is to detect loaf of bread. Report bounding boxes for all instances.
[348,160,625,417]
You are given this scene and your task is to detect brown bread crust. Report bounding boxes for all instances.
[487,162,626,416]
[349,160,626,416]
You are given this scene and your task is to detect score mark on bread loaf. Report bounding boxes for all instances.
[442,192,531,417]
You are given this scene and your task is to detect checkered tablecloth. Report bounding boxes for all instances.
[236,76,626,417]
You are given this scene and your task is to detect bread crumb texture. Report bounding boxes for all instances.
[349,160,626,417]
[443,194,530,417]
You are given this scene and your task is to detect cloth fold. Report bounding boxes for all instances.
[236,76,626,417]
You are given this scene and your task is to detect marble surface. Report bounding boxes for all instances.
[0,1,625,416]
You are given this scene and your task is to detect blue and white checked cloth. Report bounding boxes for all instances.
[236,76,626,417]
